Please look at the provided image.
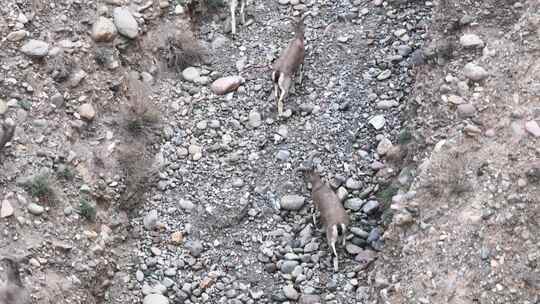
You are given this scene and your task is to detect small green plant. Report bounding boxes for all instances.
[23,174,53,199]
[398,129,413,145]
[57,165,75,180]
[18,99,32,111]
[376,185,399,205]
[79,198,96,221]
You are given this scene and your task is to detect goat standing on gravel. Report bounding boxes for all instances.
[229,0,250,35]
[0,257,30,304]
[272,12,310,117]
[308,169,350,271]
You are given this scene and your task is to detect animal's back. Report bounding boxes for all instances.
[273,39,305,76]
[311,173,349,227]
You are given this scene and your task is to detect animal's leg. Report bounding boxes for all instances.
[341,223,347,247]
[277,74,292,116]
[298,63,304,85]
[311,205,317,226]
[329,225,339,271]
[240,0,246,24]
[272,71,280,100]
[230,0,237,35]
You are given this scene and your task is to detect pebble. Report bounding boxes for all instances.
[143,294,169,304]
[20,40,49,58]
[211,76,244,95]
[92,17,118,42]
[248,110,262,128]
[457,103,476,118]
[368,115,386,130]
[282,285,299,301]
[525,120,540,137]
[178,199,195,211]
[143,209,159,230]
[182,67,200,82]
[463,63,489,81]
[377,70,392,81]
[136,270,144,282]
[7,30,28,42]
[186,240,204,257]
[276,150,290,161]
[78,103,96,121]
[0,200,14,218]
[113,7,139,39]
[299,294,322,304]
[345,243,363,254]
[362,200,380,214]
[188,144,202,160]
[355,249,377,267]
[376,99,398,109]
[344,198,364,211]
[350,227,370,238]
[27,203,45,215]
[70,69,88,87]
[459,34,484,48]
[377,138,393,156]
[280,260,299,274]
[447,95,466,105]
[345,178,362,190]
[280,195,305,211]
[0,99,7,115]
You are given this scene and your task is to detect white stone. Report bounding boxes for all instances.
[113,7,139,39]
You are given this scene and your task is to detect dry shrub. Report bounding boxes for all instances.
[158,22,208,72]
[121,72,160,136]
[421,147,472,197]
[116,141,157,212]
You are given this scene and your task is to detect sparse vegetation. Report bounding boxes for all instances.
[161,30,207,72]
[22,173,55,201]
[117,142,157,212]
[422,147,472,197]
[56,165,75,181]
[398,129,413,145]
[376,185,399,205]
[122,73,160,135]
[79,198,96,221]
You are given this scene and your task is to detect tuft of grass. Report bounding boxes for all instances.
[376,185,399,205]
[122,73,160,135]
[57,165,75,181]
[117,142,157,212]
[376,185,399,228]
[398,129,413,145]
[23,174,54,199]
[79,198,96,221]
[18,99,32,111]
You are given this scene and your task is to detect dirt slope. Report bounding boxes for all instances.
[373,0,540,303]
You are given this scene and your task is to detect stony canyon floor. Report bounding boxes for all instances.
[0,0,539,303]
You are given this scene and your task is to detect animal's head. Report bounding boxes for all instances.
[287,12,311,37]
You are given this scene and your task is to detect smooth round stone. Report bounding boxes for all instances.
[143,294,169,304]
